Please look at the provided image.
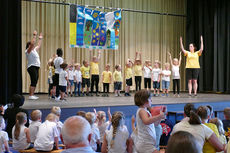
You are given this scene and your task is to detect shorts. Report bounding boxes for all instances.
[53,73,59,86]
[59,86,66,92]
[27,66,39,87]
[82,78,90,88]
[126,78,132,86]
[68,80,74,86]
[153,81,160,89]
[186,68,200,80]
[162,80,170,89]
[114,82,122,90]
[144,78,151,89]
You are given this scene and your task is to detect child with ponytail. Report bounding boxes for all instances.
[12,112,31,150]
[101,111,130,153]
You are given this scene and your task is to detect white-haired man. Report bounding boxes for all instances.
[61,116,95,153]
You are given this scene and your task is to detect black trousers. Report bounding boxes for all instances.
[135,76,142,91]
[27,66,39,87]
[103,83,110,93]
[173,79,180,94]
[91,75,99,93]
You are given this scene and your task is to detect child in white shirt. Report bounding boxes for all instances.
[134,90,165,153]
[34,113,59,151]
[29,109,42,143]
[51,106,63,140]
[74,63,82,97]
[85,112,100,151]
[168,52,182,97]
[161,63,171,97]
[67,64,74,97]
[143,60,152,91]
[0,116,10,153]
[59,63,68,101]
[152,60,161,96]
[12,112,31,150]
[102,111,130,153]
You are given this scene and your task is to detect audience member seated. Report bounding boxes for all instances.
[166,131,201,153]
[29,109,42,143]
[0,116,10,153]
[34,113,59,152]
[76,111,86,118]
[182,103,196,122]
[12,112,31,151]
[222,107,230,133]
[101,111,130,153]
[85,112,100,151]
[172,105,225,152]
[61,116,95,153]
[209,118,227,153]
[4,94,29,138]
[51,106,63,140]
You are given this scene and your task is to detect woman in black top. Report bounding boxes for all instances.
[3,94,29,138]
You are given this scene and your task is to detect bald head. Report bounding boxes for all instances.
[61,116,91,146]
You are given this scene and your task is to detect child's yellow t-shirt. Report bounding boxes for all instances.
[113,70,122,82]
[80,66,90,79]
[134,65,142,76]
[102,71,112,83]
[125,67,133,79]
[203,123,220,153]
[90,62,99,75]
[185,50,201,68]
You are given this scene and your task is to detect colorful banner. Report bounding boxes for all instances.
[69,5,122,50]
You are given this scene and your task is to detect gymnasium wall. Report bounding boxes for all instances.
[22,0,186,93]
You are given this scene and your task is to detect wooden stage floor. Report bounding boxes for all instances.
[22,93,230,110]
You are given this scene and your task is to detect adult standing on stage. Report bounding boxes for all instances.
[25,30,43,100]
[180,36,203,97]
[53,48,64,100]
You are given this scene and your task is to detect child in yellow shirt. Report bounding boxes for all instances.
[125,59,133,96]
[113,65,122,97]
[101,64,112,97]
[90,50,101,96]
[80,60,90,96]
[134,51,142,91]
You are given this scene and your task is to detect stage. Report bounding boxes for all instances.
[22,92,230,110]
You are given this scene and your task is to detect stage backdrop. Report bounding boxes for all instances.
[69,5,121,50]
[22,0,186,93]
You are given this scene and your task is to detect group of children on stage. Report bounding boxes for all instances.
[47,49,182,101]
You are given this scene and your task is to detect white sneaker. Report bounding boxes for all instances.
[28,96,39,100]
[55,96,60,101]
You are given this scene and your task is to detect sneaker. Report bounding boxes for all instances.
[96,93,100,97]
[124,93,128,97]
[161,94,165,97]
[106,94,109,97]
[28,96,39,100]
[194,94,197,97]
[55,96,60,101]
[153,94,156,97]
[86,93,89,96]
[166,94,169,97]
[115,93,118,97]
[118,93,121,97]
[177,94,180,98]
[188,94,192,98]
[127,93,131,96]
[102,94,106,97]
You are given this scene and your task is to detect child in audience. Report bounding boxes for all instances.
[222,107,230,133]
[152,60,161,97]
[76,111,86,118]
[85,112,100,151]
[209,118,227,153]
[67,64,74,97]
[134,89,165,153]
[12,112,31,150]
[143,60,152,91]
[101,64,112,97]
[34,113,59,151]
[125,59,133,96]
[29,109,42,143]
[134,52,142,91]
[74,63,82,97]
[113,65,122,97]
[101,111,130,153]
[96,109,112,144]
[161,63,171,97]
[51,106,63,139]
[130,116,138,153]
[196,106,220,153]
[0,116,10,153]
[47,58,55,98]
[59,62,68,101]
[81,60,91,96]
[168,52,182,97]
